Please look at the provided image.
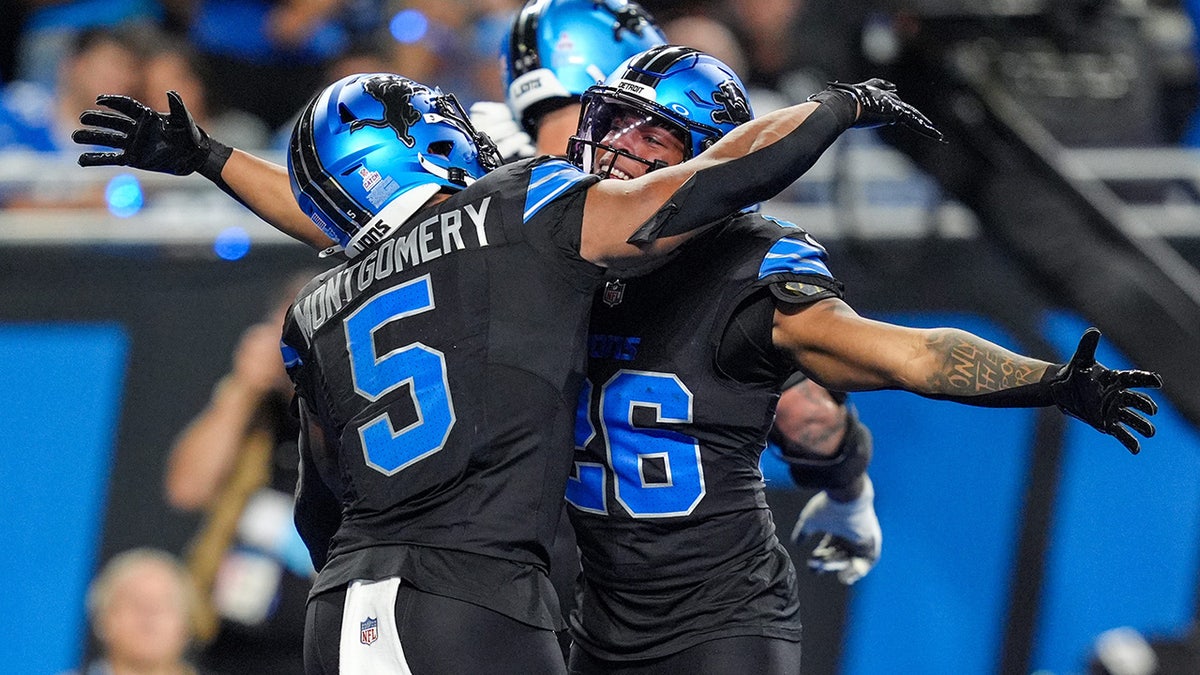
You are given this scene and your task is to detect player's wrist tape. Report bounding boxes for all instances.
[777,408,872,491]
[194,139,251,209]
[627,104,845,244]
[197,138,232,183]
[809,88,859,131]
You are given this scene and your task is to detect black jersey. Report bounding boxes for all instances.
[281,157,602,630]
[567,213,843,660]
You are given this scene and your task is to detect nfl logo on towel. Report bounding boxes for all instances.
[360,616,379,645]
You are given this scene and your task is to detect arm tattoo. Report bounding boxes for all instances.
[925,330,1045,395]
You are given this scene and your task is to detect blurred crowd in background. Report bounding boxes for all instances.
[6,2,1200,674]
[2,1,1199,206]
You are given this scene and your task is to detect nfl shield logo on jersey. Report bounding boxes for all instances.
[360,616,379,645]
[603,279,626,307]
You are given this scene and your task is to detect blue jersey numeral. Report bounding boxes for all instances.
[343,274,455,475]
[567,370,705,518]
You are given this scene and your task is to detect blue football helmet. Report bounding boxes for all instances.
[567,45,754,177]
[288,73,501,258]
[503,0,666,134]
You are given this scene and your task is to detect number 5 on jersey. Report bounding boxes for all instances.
[344,274,456,475]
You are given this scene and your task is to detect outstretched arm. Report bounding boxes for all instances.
[221,149,331,248]
[579,79,942,265]
[773,298,1162,453]
[73,91,331,249]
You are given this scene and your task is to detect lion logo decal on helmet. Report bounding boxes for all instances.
[350,75,423,148]
[711,80,751,127]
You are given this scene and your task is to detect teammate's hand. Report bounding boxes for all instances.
[791,475,881,585]
[1048,328,1162,454]
[74,91,222,175]
[809,78,944,142]
[469,100,535,164]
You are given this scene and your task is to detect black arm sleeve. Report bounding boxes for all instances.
[628,100,854,243]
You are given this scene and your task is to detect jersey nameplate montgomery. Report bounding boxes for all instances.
[293,196,492,338]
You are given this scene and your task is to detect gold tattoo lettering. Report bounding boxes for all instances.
[928,332,1042,395]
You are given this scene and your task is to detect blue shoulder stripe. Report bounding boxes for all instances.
[758,235,833,279]
[524,159,592,222]
[280,341,303,369]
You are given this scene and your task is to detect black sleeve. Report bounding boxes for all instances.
[629,103,851,243]
[715,290,792,384]
[715,272,845,385]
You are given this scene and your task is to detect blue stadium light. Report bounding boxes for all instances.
[389,9,428,44]
[104,174,143,218]
[214,226,251,261]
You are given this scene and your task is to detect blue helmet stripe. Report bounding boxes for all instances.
[523,160,592,222]
[758,236,833,279]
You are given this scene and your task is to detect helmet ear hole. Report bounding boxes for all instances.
[337,103,356,124]
[427,140,454,158]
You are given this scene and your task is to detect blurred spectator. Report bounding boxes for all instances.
[323,37,393,82]
[184,0,350,130]
[268,38,394,151]
[142,31,270,150]
[382,0,521,106]
[0,26,143,153]
[164,275,314,675]
[662,14,746,76]
[466,0,523,104]
[62,548,201,675]
[15,0,164,89]
[0,26,143,207]
[720,0,869,104]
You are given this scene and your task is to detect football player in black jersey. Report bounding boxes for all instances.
[73,67,937,672]
[555,46,1161,673]
[479,0,885,596]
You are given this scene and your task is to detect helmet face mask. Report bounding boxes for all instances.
[568,94,689,178]
[503,0,667,134]
[288,73,501,258]
[567,46,754,177]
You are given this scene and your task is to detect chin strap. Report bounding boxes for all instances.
[417,152,476,187]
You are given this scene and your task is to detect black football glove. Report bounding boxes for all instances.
[1047,328,1162,454]
[808,78,944,142]
[73,91,230,179]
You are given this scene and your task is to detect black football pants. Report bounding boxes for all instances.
[304,581,566,674]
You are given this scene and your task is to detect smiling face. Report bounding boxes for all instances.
[592,110,688,179]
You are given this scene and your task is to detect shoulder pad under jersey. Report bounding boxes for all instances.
[523,158,599,222]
